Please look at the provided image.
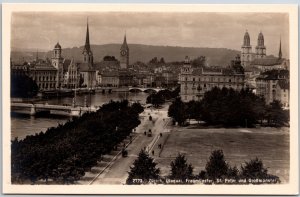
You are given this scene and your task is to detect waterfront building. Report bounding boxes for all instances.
[28,60,57,91]
[256,69,289,107]
[179,55,245,102]
[100,70,119,87]
[63,59,80,88]
[120,34,129,69]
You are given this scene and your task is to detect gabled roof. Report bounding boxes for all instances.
[63,59,71,71]
[251,58,283,66]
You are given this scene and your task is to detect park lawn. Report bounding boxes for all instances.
[155,127,289,183]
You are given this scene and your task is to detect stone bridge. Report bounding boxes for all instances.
[11,102,98,117]
[128,87,165,93]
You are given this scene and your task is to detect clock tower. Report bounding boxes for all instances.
[120,34,129,69]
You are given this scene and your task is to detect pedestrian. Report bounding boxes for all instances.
[160,133,162,137]
[152,150,154,155]
[144,131,146,135]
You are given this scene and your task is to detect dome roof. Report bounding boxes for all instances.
[54,42,61,49]
[243,31,250,46]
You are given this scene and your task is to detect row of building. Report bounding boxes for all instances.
[11,20,180,91]
[179,31,289,107]
[11,24,289,107]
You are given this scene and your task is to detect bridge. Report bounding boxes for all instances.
[128,87,166,93]
[11,102,99,117]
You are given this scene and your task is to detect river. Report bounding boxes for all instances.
[11,91,149,140]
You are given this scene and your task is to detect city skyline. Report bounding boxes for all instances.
[11,12,289,58]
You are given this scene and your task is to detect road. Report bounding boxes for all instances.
[91,107,170,185]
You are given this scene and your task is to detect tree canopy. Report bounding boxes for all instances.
[11,100,143,184]
[126,150,160,184]
[169,153,193,182]
[11,74,39,98]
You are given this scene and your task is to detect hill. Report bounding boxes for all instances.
[11,44,240,66]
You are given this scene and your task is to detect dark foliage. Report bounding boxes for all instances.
[168,87,288,128]
[168,97,187,126]
[11,74,39,98]
[265,100,289,127]
[126,150,160,184]
[205,150,229,181]
[146,87,180,107]
[169,153,193,182]
[191,56,206,68]
[11,100,143,184]
[199,150,280,184]
[103,55,117,61]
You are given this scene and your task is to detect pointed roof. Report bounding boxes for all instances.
[84,18,91,52]
[278,38,282,59]
[243,30,251,46]
[120,33,129,51]
[54,42,61,49]
[257,31,265,46]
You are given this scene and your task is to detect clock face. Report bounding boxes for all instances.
[121,50,127,56]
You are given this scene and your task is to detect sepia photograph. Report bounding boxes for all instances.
[2,3,298,195]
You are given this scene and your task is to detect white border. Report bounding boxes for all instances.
[2,3,299,195]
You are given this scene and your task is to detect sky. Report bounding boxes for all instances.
[11,12,289,58]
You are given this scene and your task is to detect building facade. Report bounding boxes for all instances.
[256,69,289,107]
[179,56,245,102]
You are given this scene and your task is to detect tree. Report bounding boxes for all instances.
[265,100,289,127]
[126,150,160,184]
[240,158,280,183]
[169,153,193,182]
[159,57,165,64]
[199,87,265,127]
[146,93,165,107]
[205,150,229,181]
[168,97,187,126]
[130,102,144,114]
[11,74,39,98]
[191,56,206,68]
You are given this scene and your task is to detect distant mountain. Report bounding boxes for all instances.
[11,44,240,66]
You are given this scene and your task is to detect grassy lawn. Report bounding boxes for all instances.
[155,127,289,183]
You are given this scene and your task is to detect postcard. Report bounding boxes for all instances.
[2,3,298,195]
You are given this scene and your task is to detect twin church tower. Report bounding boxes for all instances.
[241,30,283,67]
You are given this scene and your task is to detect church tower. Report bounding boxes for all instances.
[120,34,129,69]
[255,31,266,59]
[51,42,64,89]
[241,30,252,67]
[82,19,93,67]
[278,38,282,59]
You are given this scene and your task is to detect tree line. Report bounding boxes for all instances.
[168,87,289,127]
[11,100,144,184]
[146,87,180,107]
[126,149,280,184]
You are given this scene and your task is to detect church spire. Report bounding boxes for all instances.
[121,33,129,50]
[84,18,91,52]
[278,37,282,59]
